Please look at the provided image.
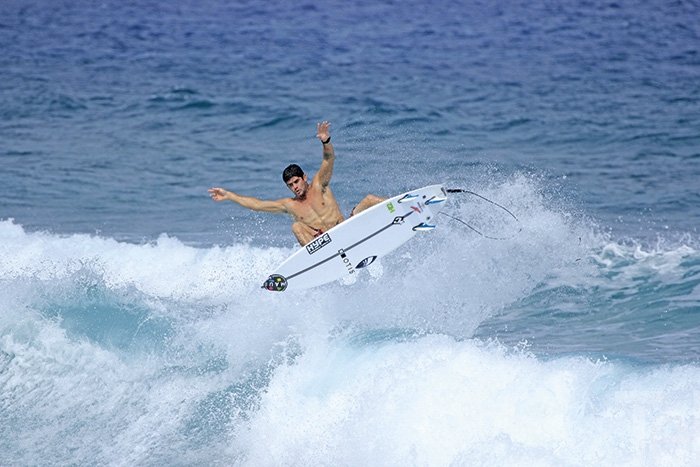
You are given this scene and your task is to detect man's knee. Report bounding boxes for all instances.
[291,222,310,246]
[352,194,385,216]
[361,194,384,207]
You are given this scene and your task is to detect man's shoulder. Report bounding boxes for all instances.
[309,175,333,192]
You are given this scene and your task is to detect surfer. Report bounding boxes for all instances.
[209,121,384,245]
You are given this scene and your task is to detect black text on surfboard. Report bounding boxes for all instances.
[306,233,332,255]
[338,249,355,275]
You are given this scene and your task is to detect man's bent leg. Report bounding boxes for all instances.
[351,194,385,216]
[291,222,318,246]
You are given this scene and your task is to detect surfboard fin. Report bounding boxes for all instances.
[412,222,436,231]
[397,193,419,203]
[425,195,447,205]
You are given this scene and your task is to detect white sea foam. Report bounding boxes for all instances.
[233,335,700,466]
[0,218,290,304]
[1,178,699,466]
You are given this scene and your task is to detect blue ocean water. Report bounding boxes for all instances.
[2,0,699,464]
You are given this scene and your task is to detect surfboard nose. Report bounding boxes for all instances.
[262,274,288,292]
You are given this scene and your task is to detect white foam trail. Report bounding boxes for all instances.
[318,174,596,336]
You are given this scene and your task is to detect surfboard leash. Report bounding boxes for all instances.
[441,188,522,240]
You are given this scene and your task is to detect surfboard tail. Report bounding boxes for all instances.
[412,222,436,231]
[397,193,419,203]
[425,195,447,205]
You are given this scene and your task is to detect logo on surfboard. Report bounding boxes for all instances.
[306,233,332,255]
[338,249,355,275]
[262,274,288,292]
[355,256,377,269]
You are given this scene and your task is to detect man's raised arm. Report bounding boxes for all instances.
[314,121,335,189]
[208,187,288,213]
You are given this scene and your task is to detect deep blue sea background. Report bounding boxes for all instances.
[2,0,700,465]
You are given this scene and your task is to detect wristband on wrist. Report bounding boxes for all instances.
[321,136,331,145]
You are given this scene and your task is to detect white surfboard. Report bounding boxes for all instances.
[262,184,448,292]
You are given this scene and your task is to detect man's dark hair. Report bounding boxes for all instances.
[282,164,305,183]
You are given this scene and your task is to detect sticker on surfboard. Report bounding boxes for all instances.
[262,274,288,292]
[355,256,377,269]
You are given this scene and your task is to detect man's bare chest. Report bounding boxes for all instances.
[292,197,327,218]
[290,190,339,224]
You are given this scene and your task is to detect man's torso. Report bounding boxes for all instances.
[287,183,344,231]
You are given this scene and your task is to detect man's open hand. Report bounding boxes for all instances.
[208,187,229,201]
[316,121,331,142]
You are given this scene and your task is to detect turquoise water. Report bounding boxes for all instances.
[2,0,699,464]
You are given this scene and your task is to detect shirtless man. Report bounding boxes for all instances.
[209,121,384,246]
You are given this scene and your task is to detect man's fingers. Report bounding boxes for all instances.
[208,187,225,199]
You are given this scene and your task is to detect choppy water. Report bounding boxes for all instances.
[2,0,699,465]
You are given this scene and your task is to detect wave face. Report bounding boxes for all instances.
[2,175,699,465]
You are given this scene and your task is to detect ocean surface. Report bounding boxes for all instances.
[2,0,700,465]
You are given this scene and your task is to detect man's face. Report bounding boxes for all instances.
[286,175,308,198]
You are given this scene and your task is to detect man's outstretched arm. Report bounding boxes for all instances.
[314,121,335,189]
[208,187,288,213]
